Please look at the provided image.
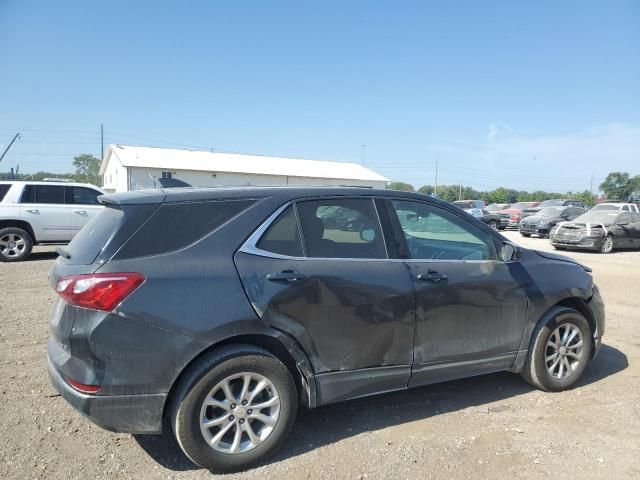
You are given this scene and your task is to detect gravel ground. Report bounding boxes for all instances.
[1,233,639,480]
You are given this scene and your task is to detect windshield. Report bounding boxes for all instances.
[538,206,566,217]
[453,201,475,209]
[574,211,621,225]
[537,199,564,208]
[591,204,617,211]
[510,202,534,210]
[485,204,508,211]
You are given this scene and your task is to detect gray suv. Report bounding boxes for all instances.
[48,187,605,472]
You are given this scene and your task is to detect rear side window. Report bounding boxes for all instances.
[114,199,255,259]
[297,198,386,259]
[70,187,101,205]
[256,206,303,257]
[65,207,125,264]
[20,185,65,204]
[0,184,10,201]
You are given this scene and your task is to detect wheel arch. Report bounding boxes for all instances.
[163,331,317,430]
[0,220,36,243]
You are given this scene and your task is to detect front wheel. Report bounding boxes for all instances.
[171,345,297,473]
[487,220,499,230]
[520,232,531,238]
[0,227,33,262]
[521,308,592,392]
[599,235,614,254]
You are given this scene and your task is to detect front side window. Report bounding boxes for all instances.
[256,206,303,257]
[391,200,496,261]
[20,185,65,204]
[70,187,101,205]
[162,171,173,179]
[297,198,386,259]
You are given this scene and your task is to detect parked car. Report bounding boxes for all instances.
[520,199,584,219]
[48,187,605,472]
[590,202,639,213]
[519,206,586,238]
[550,210,640,253]
[479,209,503,230]
[451,200,484,220]
[498,201,540,229]
[485,203,510,212]
[0,181,104,261]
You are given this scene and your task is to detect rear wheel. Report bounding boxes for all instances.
[487,220,499,230]
[171,345,297,473]
[521,232,531,238]
[0,227,33,262]
[521,308,592,392]
[599,235,614,254]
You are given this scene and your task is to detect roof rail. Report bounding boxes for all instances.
[42,178,74,182]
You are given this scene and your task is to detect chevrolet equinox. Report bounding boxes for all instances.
[48,187,605,472]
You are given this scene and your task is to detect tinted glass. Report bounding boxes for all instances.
[65,206,124,264]
[20,185,36,203]
[297,198,386,259]
[71,187,101,205]
[538,206,565,217]
[35,185,65,204]
[391,200,496,260]
[115,199,255,259]
[591,204,617,211]
[0,184,10,201]
[537,199,564,208]
[575,211,621,225]
[256,206,303,257]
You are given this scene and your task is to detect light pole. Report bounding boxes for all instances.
[361,144,366,166]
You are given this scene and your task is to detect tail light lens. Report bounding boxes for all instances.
[55,273,145,311]
[64,376,102,394]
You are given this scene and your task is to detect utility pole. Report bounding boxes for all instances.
[435,158,438,196]
[590,174,593,196]
[361,145,366,166]
[100,124,104,161]
[0,133,20,164]
[459,182,462,200]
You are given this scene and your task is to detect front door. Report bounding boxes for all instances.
[386,199,528,387]
[234,198,415,404]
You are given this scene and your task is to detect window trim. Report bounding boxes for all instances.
[240,197,390,261]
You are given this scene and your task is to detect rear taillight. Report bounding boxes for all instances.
[55,273,145,311]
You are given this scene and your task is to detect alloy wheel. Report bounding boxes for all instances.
[600,236,613,253]
[199,372,280,455]
[0,233,26,259]
[545,323,584,380]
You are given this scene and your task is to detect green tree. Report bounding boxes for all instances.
[72,154,101,186]
[388,181,415,192]
[417,185,434,195]
[599,172,632,200]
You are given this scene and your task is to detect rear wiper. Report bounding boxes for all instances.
[55,247,71,259]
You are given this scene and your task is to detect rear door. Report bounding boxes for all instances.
[20,184,72,241]
[234,197,415,404]
[67,186,104,234]
[385,199,528,386]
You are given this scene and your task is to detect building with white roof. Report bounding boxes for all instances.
[99,144,388,192]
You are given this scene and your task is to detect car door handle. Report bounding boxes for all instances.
[266,270,306,282]
[417,270,448,282]
[73,210,87,214]
[25,209,39,214]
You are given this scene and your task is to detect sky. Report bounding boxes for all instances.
[0,0,638,193]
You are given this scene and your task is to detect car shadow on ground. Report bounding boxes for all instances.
[133,343,627,472]
[24,251,59,261]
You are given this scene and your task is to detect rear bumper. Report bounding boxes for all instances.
[48,343,166,434]
[589,286,606,358]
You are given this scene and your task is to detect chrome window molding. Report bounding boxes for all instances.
[238,199,505,264]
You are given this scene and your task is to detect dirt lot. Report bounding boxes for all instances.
[1,232,639,480]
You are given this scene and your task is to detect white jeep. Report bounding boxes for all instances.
[0,181,104,261]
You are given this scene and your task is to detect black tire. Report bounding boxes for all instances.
[171,345,297,473]
[599,234,614,254]
[0,227,33,262]
[521,307,592,392]
[552,245,564,250]
[520,232,531,238]
[487,220,499,230]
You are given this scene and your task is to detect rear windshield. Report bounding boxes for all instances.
[64,207,124,264]
[0,184,10,201]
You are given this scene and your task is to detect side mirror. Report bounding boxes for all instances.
[360,228,375,242]
[500,242,520,262]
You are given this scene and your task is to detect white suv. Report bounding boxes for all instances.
[590,202,639,213]
[0,181,104,261]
